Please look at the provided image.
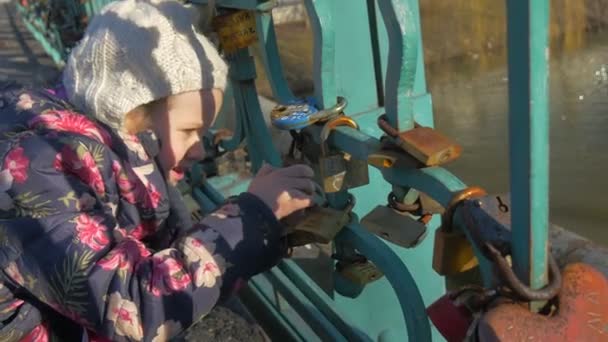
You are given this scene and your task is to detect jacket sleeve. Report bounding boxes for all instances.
[0,135,287,342]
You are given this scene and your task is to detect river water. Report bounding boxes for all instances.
[429,31,608,245]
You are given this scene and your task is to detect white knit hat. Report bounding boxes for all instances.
[63,0,228,130]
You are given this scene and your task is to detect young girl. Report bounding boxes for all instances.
[0,0,315,340]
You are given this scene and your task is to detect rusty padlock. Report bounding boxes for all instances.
[397,126,462,166]
[478,263,608,342]
[335,258,384,286]
[432,187,486,276]
[284,195,354,246]
[318,116,369,193]
[377,115,462,166]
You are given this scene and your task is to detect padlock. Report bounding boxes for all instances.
[426,292,475,342]
[284,199,354,246]
[396,126,462,166]
[432,187,486,276]
[478,263,608,341]
[343,152,370,191]
[212,10,258,54]
[361,205,427,248]
[270,99,319,130]
[335,259,384,286]
[319,116,369,193]
[432,227,479,276]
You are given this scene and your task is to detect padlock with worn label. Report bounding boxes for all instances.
[336,259,384,286]
[432,227,478,276]
[212,10,257,54]
[319,116,369,193]
[318,117,350,193]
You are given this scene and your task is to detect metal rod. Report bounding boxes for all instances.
[506,0,550,291]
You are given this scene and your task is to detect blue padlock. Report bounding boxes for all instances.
[270,98,319,131]
[270,96,347,131]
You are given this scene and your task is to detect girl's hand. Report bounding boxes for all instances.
[247,163,316,220]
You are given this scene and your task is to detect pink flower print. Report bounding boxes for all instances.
[112,162,161,209]
[129,220,158,240]
[28,110,112,145]
[55,146,105,195]
[194,261,221,288]
[16,93,34,110]
[53,153,64,172]
[4,261,24,286]
[20,322,50,342]
[97,238,150,280]
[117,131,148,161]
[143,182,162,209]
[3,147,29,184]
[0,298,24,315]
[79,152,105,195]
[147,252,192,296]
[106,293,143,341]
[180,236,224,288]
[75,214,110,251]
[115,172,138,204]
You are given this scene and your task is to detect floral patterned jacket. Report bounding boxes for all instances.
[0,82,286,342]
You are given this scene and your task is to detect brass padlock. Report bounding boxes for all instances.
[212,11,258,54]
[319,116,369,193]
[336,259,384,286]
[432,227,478,276]
[284,196,354,246]
[432,187,486,275]
[396,126,463,166]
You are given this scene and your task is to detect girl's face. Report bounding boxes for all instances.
[150,89,223,185]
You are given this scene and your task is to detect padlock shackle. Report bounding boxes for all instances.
[310,96,348,121]
[320,116,359,156]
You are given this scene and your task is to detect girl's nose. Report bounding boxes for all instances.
[186,140,206,162]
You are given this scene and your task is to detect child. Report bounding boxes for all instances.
[0,0,315,340]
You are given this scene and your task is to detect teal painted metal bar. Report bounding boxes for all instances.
[335,222,432,341]
[218,83,246,151]
[250,272,330,341]
[192,187,220,213]
[247,278,309,341]
[506,0,550,290]
[303,0,337,108]
[254,11,297,103]
[266,268,349,342]
[376,0,419,131]
[226,49,283,170]
[278,261,372,342]
[190,0,263,10]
